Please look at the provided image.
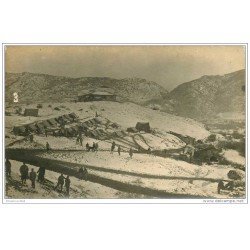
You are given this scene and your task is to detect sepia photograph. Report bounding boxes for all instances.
[3,44,246,201]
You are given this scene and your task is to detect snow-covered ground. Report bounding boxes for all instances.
[6,101,210,139]
[223,149,245,166]
[5,160,145,199]
[36,150,240,198]
[5,101,245,199]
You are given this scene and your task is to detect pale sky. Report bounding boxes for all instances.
[5,45,245,90]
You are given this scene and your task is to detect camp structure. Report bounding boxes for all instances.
[127,127,138,133]
[36,122,46,134]
[47,118,58,126]
[68,112,78,121]
[27,123,38,133]
[13,125,27,135]
[193,144,221,163]
[24,108,39,117]
[42,120,51,128]
[135,122,151,133]
[77,91,116,102]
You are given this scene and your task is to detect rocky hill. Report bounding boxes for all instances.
[149,69,245,120]
[5,72,168,104]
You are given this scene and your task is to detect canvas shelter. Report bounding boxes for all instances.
[42,120,51,128]
[36,123,46,133]
[47,118,58,126]
[27,124,38,133]
[24,108,39,117]
[13,126,26,135]
[127,127,138,133]
[77,91,116,102]
[135,122,151,133]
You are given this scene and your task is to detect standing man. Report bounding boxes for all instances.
[79,135,83,147]
[217,180,225,194]
[29,133,34,142]
[37,166,46,183]
[118,145,121,156]
[65,175,71,196]
[29,168,37,188]
[55,173,64,192]
[95,142,99,151]
[5,158,11,178]
[46,142,51,152]
[20,162,29,185]
[129,148,133,158]
[111,141,116,154]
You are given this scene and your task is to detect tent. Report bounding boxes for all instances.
[13,126,26,135]
[42,120,51,128]
[27,124,38,133]
[47,118,58,126]
[65,127,76,137]
[24,108,39,117]
[135,122,151,133]
[127,127,138,133]
[69,112,77,119]
[65,114,74,122]
[36,123,46,133]
[80,123,89,131]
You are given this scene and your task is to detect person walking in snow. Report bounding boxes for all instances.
[86,142,90,151]
[5,158,11,178]
[79,135,83,146]
[129,148,133,158]
[111,141,116,154]
[46,142,51,152]
[29,168,37,188]
[20,162,29,185]
[118,145,121,156]
[64,175,71,196]
[95,142,99,151]
[37,166,46,183]
[55,173,65,192]
[217,180,225,194]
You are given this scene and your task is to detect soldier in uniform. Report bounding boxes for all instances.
[65,175,71,196]
[20,162,29,185]
[5,158,11,178]
[55,173,65,192]
[29,168,37,188]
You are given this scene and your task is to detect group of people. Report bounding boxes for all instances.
[5,159,47,189]
[86,142,99,152]
[54,174,71,196]
[19,162,38,188]
[110,141,133,158]
[54,167,88,196]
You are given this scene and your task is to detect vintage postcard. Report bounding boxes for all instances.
[3,44,247,203]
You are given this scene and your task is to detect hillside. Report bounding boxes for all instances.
[5,72,168,104]
[165,69,245,120]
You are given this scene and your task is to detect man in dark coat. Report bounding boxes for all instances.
[65,175,71,196]
[217,180,225,194]
[79,135,83,146]
[118,145,121,156]
[129,148,133,158]
[37,167,46,183]
[55,173,65,192]
[46,142,51,152]
[78,167,88,180]
[5,158,11,178]
[29,168,37,188]
[20,162,29,184]
[111,141,116,154]
[95,142,99,151]
[29,133,34,142]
